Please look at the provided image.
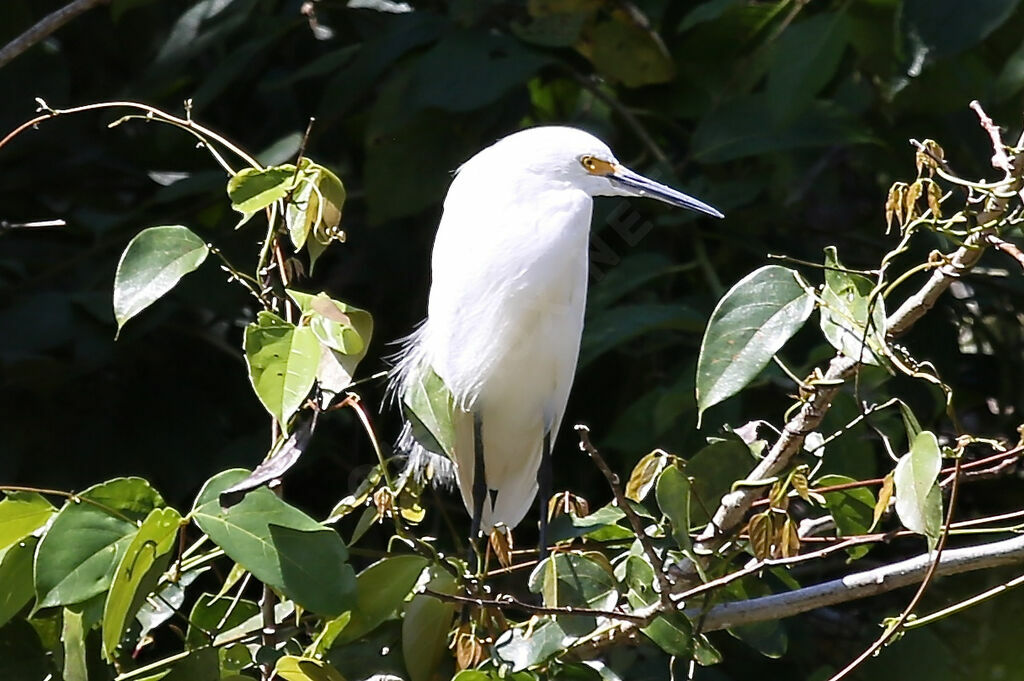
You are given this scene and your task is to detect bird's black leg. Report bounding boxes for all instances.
[468,412,486,572]
[537,430,552,560]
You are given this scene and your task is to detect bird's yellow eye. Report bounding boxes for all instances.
[580,155,614,176]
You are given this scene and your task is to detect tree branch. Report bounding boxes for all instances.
[569,530,1024,659]
[695,521,1022,633]
[0,0,110,70]
[682,122,1024,574]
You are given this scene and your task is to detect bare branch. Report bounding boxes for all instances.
[421,588,650,625]
[983,233,1024,270]
[970,100,1012,173]
[696,510,1024,634]
[682,122,1024,577]
[0,0,110,70]
[576,425,675,609]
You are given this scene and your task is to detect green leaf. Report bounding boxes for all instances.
[819,247,886,365]
[528,552,618,637]
[581,303,704,369]
[656,463,692,552]
[62,605,88,681]
[900,0,1019,59]
[547,503,631,543]
[333,555,428,645]
[34,478,165,608]
[113,225,209,335]
[692,96,874,163]
[687,435,756,526]
[696,266,814,423]
[286,174,319,251]
[285,162,347,252]
[185,592,260,648]
[0,537,37,627]
[402,566,456,681]
[288,290,374,400]
[102,507,182,658]
[0,493,54,552]
[191,470,355,615]
[410,31,549,112]
[816,474,875,560]
[227,165,296,225]
[275,655,346,681]
[586,17,675,87]
[493,620,572,672]
[642,611,693,657]
[894,431,943,548]
[160,647,219,681]
[402,365,456,459]
[244,311,320,426]
[766,12,851,122]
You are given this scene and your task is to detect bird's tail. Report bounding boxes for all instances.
[387,323,457,490]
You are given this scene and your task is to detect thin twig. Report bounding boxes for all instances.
[970,100,1012,173]
[687,120,1024,571]
[561,67,670,166]
[983,233,1024,270]
[0,0,110,69]
[421,588,650,625]
[824,457,962,681]
[575,425,675,610]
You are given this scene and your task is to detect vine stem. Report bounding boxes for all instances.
[576,425,675,611]
[0,484,134,523]
[0,100,262,172]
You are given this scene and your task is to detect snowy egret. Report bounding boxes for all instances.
[394,126,722,555]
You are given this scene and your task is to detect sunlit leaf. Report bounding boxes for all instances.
[819,247,886,365]
[332,555,428,645]
[696,266,814,423]
[894,430,943,548]
[244,311,320,426]
[817,473,875,560]
[288,290,373,401]
[275,655,346,681]
[102,507,181,658]
[402,365,456,459]
[0,493,54,552]
[62,604,88,681]
[0,537,37,628]
[227,165,296,225]
[747,511,772,560]
[493,620,571,673]
[113,225,209,336]
[192,469,355,615]
[625,450,668,502]
[873,471,895,530]
[528,551,618,637]
[34,478,164,609]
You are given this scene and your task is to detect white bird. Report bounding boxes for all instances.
[394,126,722,553]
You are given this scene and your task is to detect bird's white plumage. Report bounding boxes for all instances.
[395,126,722,532]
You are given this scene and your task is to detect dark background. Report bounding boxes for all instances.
[2,1,1024,678]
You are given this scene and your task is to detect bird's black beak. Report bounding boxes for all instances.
[610,165,724,218]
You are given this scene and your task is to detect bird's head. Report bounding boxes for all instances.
[488,126,723,219]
